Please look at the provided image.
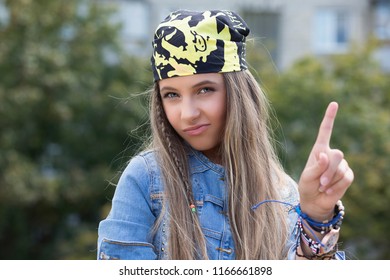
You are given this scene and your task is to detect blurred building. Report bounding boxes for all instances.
[105,0,390,71]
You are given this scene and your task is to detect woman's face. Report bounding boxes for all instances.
[159,73,227,161]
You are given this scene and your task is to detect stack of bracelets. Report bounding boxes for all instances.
[251,199,345,260]
[295,200,345,260]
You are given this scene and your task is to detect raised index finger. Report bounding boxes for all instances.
[315,102,339,147]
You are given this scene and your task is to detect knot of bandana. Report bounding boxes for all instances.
[151,10,250,81]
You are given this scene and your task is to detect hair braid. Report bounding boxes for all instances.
[154,88,192,202]
[150,84,208,259]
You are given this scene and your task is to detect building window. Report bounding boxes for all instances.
[108,0,150,56]
[372,0,390,71]
[373,0,390,40]
[241,11,280,66]
[313,8,350,54]
[0,2,9,27]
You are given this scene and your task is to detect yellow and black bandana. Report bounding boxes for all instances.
[151,10,250,81]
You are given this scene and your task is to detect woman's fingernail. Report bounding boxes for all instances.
[319,186,325,192]
[320,177,329,186]
[326,188,333,194]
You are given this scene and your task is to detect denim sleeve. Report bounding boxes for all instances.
[97,155,157,260]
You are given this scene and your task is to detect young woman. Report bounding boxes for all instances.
[97,9,353,260]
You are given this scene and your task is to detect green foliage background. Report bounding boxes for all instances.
[0,0,389,259]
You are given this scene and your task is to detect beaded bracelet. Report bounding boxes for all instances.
[251,199,344,259]
[297,220,321,255]
[295,200,345,234]
[296,218,340,259]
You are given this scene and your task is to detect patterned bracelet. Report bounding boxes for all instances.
[296,217,340,259]
[297,220,321,254]
[251,198,344,259]
[296,247,338,260]
[296,200,345,234]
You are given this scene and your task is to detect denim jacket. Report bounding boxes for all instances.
[97,148,342,260]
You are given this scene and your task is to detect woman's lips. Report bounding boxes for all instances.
[183,124,209,136]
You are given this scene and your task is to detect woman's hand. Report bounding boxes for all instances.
[298,102,354,221]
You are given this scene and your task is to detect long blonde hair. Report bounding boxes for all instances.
[148,70,289,259]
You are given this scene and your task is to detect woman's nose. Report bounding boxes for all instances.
[181,98,200,122]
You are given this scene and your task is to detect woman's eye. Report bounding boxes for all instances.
[163,92,178,99]
[199,87,213,94]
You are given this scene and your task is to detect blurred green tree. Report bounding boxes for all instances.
[0,0,150,259]
[248,42,390,259]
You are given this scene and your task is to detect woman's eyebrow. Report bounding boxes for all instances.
[191,80,218,88]
[159,85,177,92]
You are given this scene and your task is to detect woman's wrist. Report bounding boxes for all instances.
[299,204,334,222]
[296,200,345,234]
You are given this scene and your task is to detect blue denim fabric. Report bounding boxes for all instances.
[97,148,340,260]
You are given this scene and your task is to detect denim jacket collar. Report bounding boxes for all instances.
[186,145,225,176]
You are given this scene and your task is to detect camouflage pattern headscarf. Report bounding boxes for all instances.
[151,10,250,81]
